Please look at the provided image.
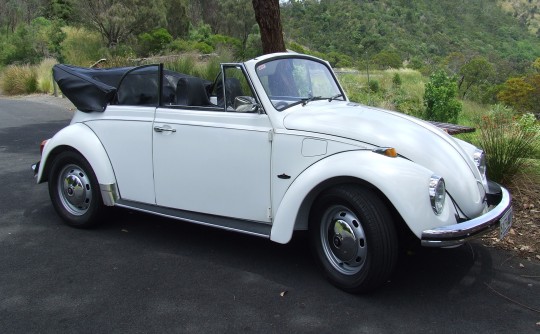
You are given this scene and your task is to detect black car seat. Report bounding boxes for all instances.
[176,77,211,106]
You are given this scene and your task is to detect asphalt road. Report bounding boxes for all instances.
[1,97,539,333]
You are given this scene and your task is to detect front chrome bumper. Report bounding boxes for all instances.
[421,184,512,247]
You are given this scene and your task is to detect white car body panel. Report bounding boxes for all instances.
[153,107,273,222]
[281,102,485,217]
[83,106,156,204]
[37,123,117,187]
[269,132,368,217]
[270,150,454,244]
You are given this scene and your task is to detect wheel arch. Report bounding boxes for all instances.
[37,123,119,205]
[288,176,406,240]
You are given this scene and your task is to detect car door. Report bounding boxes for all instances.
[152,65,273,223]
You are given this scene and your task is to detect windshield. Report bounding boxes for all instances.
[255,57,344,111]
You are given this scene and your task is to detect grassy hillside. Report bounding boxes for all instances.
[281,0,540,73]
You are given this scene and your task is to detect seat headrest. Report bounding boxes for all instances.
[176,77,211,106]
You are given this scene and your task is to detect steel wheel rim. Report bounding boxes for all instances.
[57,164,92,216]
[320,204,367,275]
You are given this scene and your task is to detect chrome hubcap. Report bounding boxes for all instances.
[57,164,92,216]
[320,205,367,275]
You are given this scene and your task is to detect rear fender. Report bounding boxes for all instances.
[37,123,119,205]
[270,150,455,244]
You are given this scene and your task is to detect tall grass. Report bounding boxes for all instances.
[337,68,425,117]
[60,26,104,66]
[1,64,37,95]
[36,58,58,94]
[165,51,232,81]
[465,105,540,184]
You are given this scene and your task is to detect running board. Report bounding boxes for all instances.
[115,200,272,239]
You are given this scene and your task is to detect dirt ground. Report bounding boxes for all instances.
[4,93,539,262]
[482,175,540,263]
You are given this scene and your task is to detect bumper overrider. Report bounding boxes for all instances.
[32,161,40,178]
[421,182,513,247]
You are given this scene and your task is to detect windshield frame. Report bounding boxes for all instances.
[254,55,346,111]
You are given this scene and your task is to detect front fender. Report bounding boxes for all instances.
[270,150,455,244]
[37,123,118,204]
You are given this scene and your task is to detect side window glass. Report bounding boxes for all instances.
[215,66,258,112]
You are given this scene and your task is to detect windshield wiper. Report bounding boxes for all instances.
[301,95,322,106]
[328,93,343,102]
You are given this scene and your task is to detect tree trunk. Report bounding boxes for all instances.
[252,0,286,54]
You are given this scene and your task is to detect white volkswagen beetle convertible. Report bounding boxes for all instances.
[33,53,513,292]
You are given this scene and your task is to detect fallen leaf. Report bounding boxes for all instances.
[519,263,525,268]
[520,245,532,252]
[280,291,287,297]
[121,229,128,233]
[536,255,540,260]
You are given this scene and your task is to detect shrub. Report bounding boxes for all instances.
[473,105,539,184]
[170,39,193,53]
[193,42,214,54]
[392,73,402,87]
[138,28,173,56]
[423,70,462,123]
[368,80,380,93]
[1,65,37,95]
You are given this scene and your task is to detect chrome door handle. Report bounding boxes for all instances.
[154,126,176,133]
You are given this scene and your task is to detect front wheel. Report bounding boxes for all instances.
[310,185,398,293]
[48,151,104,228]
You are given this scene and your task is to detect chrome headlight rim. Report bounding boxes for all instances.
[429,175,446,215]
[473,149,487,178]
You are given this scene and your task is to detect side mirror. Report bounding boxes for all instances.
[233,96,260,113]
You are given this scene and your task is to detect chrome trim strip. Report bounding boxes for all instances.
[100,183,119,206]
[115,200,272,238]
[421,185,512,247]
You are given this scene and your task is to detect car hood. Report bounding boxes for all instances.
[283,101,486,217]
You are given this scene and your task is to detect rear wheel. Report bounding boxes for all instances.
[48,151,104,228]
[310,185,398,293]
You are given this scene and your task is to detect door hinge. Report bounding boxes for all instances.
[268,130,274,142]
[267,207,272,219]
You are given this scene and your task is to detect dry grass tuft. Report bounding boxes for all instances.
[1,65,37,95]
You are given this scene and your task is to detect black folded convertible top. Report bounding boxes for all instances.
[53,64,120,112]
[52,64,200,112]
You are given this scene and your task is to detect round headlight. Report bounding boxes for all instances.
[429,175,446,215]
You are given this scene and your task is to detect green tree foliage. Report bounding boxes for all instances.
[138,28,173,56]
[73,0,166,48]
[533,57,540,72]
[497,58,540,113]
[457,56,495,99]
[372,50,402,69]
[423,70,462,123]
[165,0,189,39]
[0,17,65,64]
[497,77,534,111]
[45,0,73,21]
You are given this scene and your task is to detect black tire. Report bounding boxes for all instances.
[309,185,398,293]
[48,151,104,228]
